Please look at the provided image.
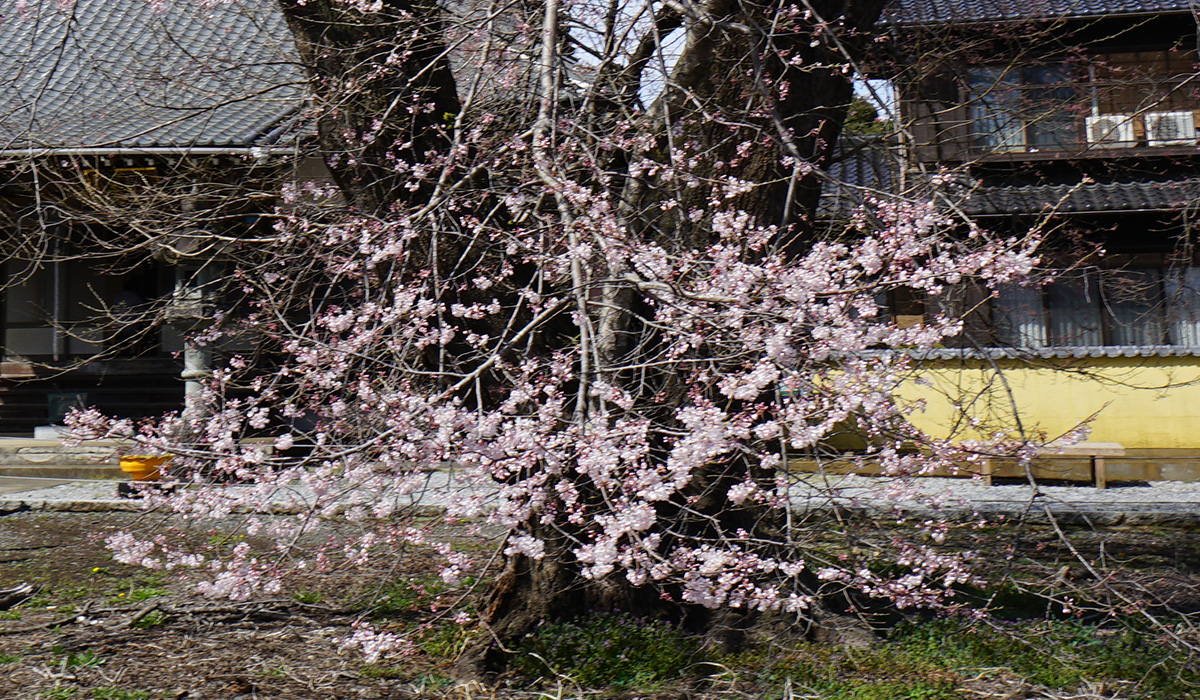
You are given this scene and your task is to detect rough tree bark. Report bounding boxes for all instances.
[278,0,461,215]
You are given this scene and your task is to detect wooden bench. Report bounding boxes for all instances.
[982,441,1125,489]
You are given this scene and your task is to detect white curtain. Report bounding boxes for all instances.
[1166,267,1200,346]
[994,283,1047,348]
[1045,272,1103,347]
[1103,269,1165,346]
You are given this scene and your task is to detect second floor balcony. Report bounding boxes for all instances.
[908,49,1200,162]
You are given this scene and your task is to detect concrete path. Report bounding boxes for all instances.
[4,472,1200,525]
[0,477,71,496]
[788,474,1200,526]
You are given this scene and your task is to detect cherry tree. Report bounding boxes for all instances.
[58,0,1046,672]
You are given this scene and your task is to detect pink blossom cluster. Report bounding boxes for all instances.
[78,180,1039,634]
[338,622,416,663]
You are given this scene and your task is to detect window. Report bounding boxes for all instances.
[968,65,1078,152]
[968,67,1025,152]
[2,257,169,360]
[1093,49,1198,116]
[1024,66,1078,148]
[1165,267,1200,345]
[965,51,1200,153]
[890,263,1200,350]
[992,266,1193,348]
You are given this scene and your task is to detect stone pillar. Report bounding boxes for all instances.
[168,261,214,421]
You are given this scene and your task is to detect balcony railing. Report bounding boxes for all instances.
[966,72,1200,157]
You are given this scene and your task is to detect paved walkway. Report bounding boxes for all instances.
[788,474,1200,525]
[5,472,1200,525]
[0,477,71,496]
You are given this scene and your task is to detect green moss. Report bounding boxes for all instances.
[359,663,407,679]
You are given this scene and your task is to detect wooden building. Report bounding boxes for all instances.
[0,0,305,435]
[878,0,1200,481]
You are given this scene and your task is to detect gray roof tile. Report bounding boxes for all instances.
[883,0,1197,25]
[959,177,1200,215]
[0,0,306,151]
[867,345,1200,360]
[819,138,901,217]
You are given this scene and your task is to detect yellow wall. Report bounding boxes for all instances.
[895,355,1200,450]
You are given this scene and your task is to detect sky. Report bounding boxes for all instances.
[856,79,897,122]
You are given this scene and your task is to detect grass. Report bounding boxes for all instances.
[365,575,457,617]
[513,612,700,689]
[115,573,169,604]
[500,611,1200,698]
[417,621,475,658]
[130,610,167,629]
[91,689,151,700]
[53,585,95,602]
[293,590,324,604]
[260,664,291,679]
[60,649,104,669]
[10,568,172,612]
[892,618,1199,696]
[126,587,167,602]
[5,515,1198,698]
[710,616,1200,700]
[411,672,454,691]
[721,633,959,700]
[360,663,408,679]
[206,533,245,547]
[23,594,53,609]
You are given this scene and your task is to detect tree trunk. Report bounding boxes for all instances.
[646,0,890,249]
[465,530,673,675]
[277,0,460,215]
[275,0,890,676]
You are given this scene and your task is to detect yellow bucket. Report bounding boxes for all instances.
[119,455,169,481]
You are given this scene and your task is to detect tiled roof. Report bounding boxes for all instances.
[818,138,901,218]
[958,177,1200,215]
[882,0,1197,25]
[868,345,1200,359]
[0,0,305,151]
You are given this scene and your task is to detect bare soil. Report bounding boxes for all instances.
[0,511,493,700]
[2,511,1200,700]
